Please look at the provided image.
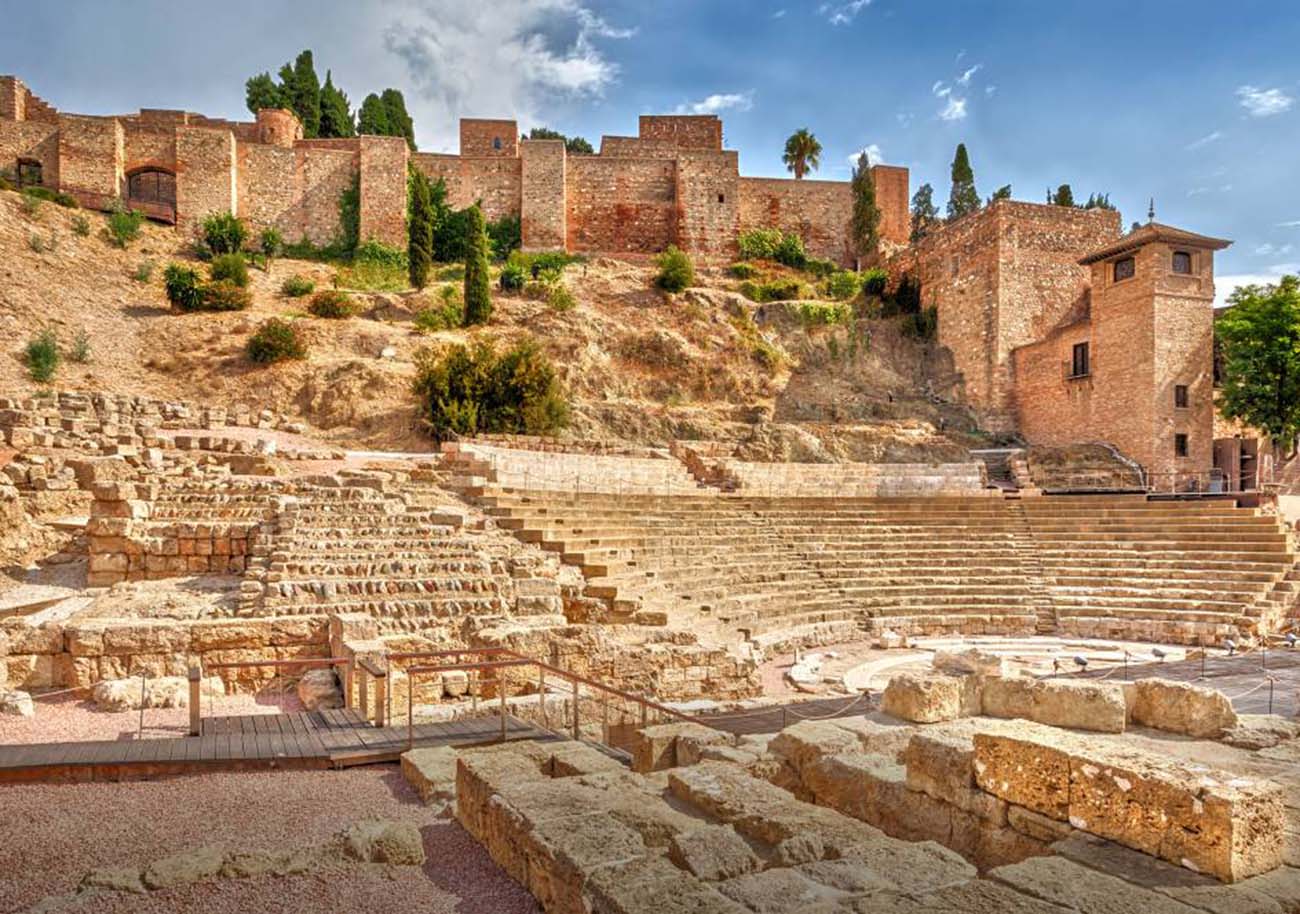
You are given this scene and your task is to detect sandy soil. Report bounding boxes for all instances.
[1,766,539,913]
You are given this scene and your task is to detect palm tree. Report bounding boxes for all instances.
[782,129,822,180]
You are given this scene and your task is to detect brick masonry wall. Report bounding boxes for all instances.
[357,135,408,246]
[638,115,722,150]
[123,124,176,173]
[0,119,59,185]
[175,126,236,228]
[520,139,566,250]
[675,149,740,258]
[237,142,354,246]
[598,136,678,158]
[412,152,523,222]
[460,118,518,157]
[56,115,124,207]
[1012,320,1097,448]
[296,146,354,246]
[738,176,853,265]
[872,164,910,247]
[566,155,677,254]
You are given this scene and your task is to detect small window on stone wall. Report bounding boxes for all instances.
[492,137,502,151]
[1175,433,1189,458]
[1113,256,1136,282]
[1172,251,1192,274]
[717,193,725,204]
[1070,341,1090,378]
[16,159,42,188]
[1175,384,1189,408]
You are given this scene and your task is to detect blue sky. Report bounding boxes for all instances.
[4,0,1298,300]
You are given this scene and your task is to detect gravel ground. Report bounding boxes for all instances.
[1,766,539,914]
[0,691,306,746]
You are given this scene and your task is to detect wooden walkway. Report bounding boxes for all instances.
[0,709,552,784]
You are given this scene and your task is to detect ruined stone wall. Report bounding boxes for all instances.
[872,164,910,247]
[598,136,678,158]
[0,75,58,123]
[565,155,677,254]
[738,176,852,264]
[459,118,517,157]
[122,123,176,173]
[175,126,236,229]
[56,115,124,208]
[0,119,59,185]
[519,139,565,250]
[675,149,740,259]
[638,114,722,150]
[357,135,407,246]
[237,142,353,246]
[412,152,523,222]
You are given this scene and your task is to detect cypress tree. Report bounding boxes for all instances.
[279,50,321,138]
[909,183,939,242]
[849,152,881,260]
[408,167,434,289]
[380,89,416,149]
[357,93,390,136]
[245,72,283,114]
[462,205,492,326]
[1052,184,1076,207]
[946,143,979,219]
[318,71,355,138]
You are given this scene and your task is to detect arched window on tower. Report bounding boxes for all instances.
[1172,251,1193,274]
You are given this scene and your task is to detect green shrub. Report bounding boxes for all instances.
[655,245,694,293]
[24,330,60,382]
[307,289,356,319]
[774,232,807,268]
[804,257,838,279]
[247,318,306,363]
[164,264,204,311]
[20,194,42,219]
[23,185,77,208]
[0,172,13,192]
[737,228,783,261]
[862,268,888,297]
[199,280,253,312]
[71,214,91,237]
[788,300,852,327]
[201,211,247,256]
[823,270,860,301]
[523,280,550,300]
[70,329,91,364]
[280,275,315,297]
[105,206,145,248]
[260,226,283,266]
[435,263,464,282]
[412,337,569,441]
[506,249,582,277]
[354,239,407,268]
[728,311,785,374]
[487,213,522,261]
[499,262,526,292]
[728,262,758,280]
[27,233,49,254]
[209,253,250,288]
[337,174,360,254]
[547,283,576,311]
[414,286,465,332]
[337,239,409,292]
[131,260,155,283]
[738,277,807,303]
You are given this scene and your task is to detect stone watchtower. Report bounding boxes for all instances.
[1077,223,1231,484]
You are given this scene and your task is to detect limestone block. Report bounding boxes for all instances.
[142,845,225,889]
[669,824,761,881]
[973,723,1077,821]
[881,672,966,723]
[1221,715,1300,751]
[1007,805,1076,844]
[401,746,459,805]
[830,713,917,762]
[585,854,750,914]
[904,729,977,807]
[934,648,1008,678]
[769,719,861,775]
[1031,679,1127,733]
[546,741,627,777]
[980,675,1037,720]
[81,865,146,894]
[296,668,343,710]
[0,690,35,717]
[631,721,726,773]
[717,867,848,913]
[991,855,1210,914]
[341,820,425,866]
[442,669,469,698]
[1129,678,1239,739]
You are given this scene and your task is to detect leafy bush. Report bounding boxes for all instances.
[728,311,785,374]
[862,268,888,297]
[71,214,91,237]
[209,253,249,288]
[338,239,409,292]
[164,264,204,310]
[508,250,581,276]
[774,232,807,268]
[547,283,576,311]
[247,318,306,363]
[307,289,356,319]
[19,193,42,219]
[414,286,465,332]
[655,245,694,293]
[27,233,49,254]
[739,277,808,303]
[202,211,248,256]
[499,262,526,291]
[260,226,284,265]
[728,262,758,280]
[199,281,253,312]
[131,260,155,283]
[737,228,783,260]
[354,239,407,268]
[487,213,522,261]
[0,171,13,192]
[523,280,551,300]
[105,206,145,249]
[23,186,77,208]
[70,329,91,363]
[412,337,568,441]
[788,300,852,327]
[24,330,60,382]
[823,271,861,300]
[281,275,315,297]
[803,257,838,279]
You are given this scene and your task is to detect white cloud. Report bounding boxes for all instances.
[931,80,950,97]
[1278,219,1300,227]
[956,64,982,86]
[383,0,633,143]
[1216,264,1300,307]
[772,8,787,17]
[938,96,967,121]
[818,0,871,25]
[846,143,884,168]
[984,85,997,97]
[1236,85,1293,117]
[675,91,754,115]
[1255,243,1294,256]
[1184,130,1223,150]
[1186,184,1234,196]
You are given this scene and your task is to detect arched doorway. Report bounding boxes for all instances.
[125,168,177,223]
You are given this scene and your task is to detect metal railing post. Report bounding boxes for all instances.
[188,666,202,737]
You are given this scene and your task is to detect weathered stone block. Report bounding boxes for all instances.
[1129,678,1238,739]
[881,672,966,723]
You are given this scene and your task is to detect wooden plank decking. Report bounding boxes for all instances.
[0,709,552,784]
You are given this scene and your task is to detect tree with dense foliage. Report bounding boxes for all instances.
[1052,184,1076,207]
[462,205,493,326]
[988,184,1012,204]
[318,71,355,138]
[849,152,881,260]
[357,93,390,136]
[782,129,822,180]
[408,166,435,289]
[1083,192,1117,212]
[380,89,416,149]
[527,127,593,155]
[946,144,979,219]
[276,50,321,138]
[245,72,283,114]
[1216,275,1300,454]
[910,183,939,243]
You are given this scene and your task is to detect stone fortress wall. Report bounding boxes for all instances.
[0,76,908,264]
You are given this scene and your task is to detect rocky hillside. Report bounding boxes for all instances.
[0,188,984,460]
